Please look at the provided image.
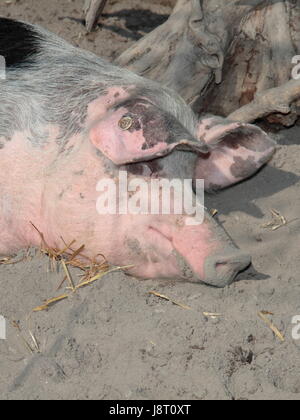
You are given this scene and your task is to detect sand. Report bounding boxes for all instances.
[0,0,300,400]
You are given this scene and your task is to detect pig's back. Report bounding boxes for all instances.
[0,18,197,148]
[0,17,145,144]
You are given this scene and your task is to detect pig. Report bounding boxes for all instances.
[0,18,275,287]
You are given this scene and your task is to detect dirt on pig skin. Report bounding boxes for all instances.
[1,0,300,401]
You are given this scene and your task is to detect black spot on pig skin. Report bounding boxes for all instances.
[123,163,145,176]
[73,170,84,176]
[230,155,258,179]
[123,159,163,176]
[221,134,240,150]
[220,127,269,152]
[0,18,42,68]
[120,163,144,175]
[146,160,163,174]
[198,151,211,160]
[59,190,65,199]
[0,143,4,149]
[206,183,223,193]
[114,98,196,150]
[125,237,146,260]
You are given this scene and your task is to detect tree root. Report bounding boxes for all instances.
[84,0,108,32]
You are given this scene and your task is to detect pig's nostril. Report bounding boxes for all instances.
[215,262,227,270]
[203,253,251,288]
[215,262,231,277]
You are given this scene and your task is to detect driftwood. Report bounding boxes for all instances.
[228,79,300,124]
[84,0,300,125]
[84,0,108,32]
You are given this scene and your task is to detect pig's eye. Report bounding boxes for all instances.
[118,116,133,131]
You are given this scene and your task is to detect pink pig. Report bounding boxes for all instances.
[0,18,275,287]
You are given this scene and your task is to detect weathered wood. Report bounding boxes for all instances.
[115,0,300,124]
[228,79,300,124]
[84,0,108,32]
[198,0,300,125]
[115,1,267,100]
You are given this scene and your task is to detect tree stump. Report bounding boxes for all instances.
[85,0,300,125]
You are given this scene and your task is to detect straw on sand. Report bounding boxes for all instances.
[29,222,130,312]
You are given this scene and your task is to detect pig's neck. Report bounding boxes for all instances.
[0,130,112,255]
[0,132,63,254]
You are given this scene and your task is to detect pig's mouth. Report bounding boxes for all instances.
[146,225,251,287]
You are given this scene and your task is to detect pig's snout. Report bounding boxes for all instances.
[202,251,251,287]
[165,220,251,287]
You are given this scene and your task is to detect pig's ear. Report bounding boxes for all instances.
[195,116,276,191]
[89,103,208,165]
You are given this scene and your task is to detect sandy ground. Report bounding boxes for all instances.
[1,0,300,400]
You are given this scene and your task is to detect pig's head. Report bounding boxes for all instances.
[80,93,276,287]
[89,97,209,164]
